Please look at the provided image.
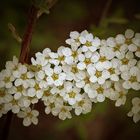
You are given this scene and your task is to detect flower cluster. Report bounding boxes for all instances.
[0,29,140,126]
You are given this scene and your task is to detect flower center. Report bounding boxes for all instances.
[99,56,107,62]
[108,68,115,74]
[68,91,76,98]
[58,56,64,61]
[85,77,90,84]
[71,66,78,73]
[111,83,115,90]
[95,71,102,78]
[4,77,10,83]
[129,76,137,83]
[125,39,132,45]
[119,91,125,97]
[84,58,91,65]
[17,85,24,92]
[97,86,104,94]
[85,41,92,47]
[72,51,78,58]
[114,45,120,52]
[21,73,27,80]
[34,84,40,91]
[52,73,59,80]
[121,58,129,65]
[50,103,55,108]
[61,107,67,112]
[78,100,84,107]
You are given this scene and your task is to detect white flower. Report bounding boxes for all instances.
[95,56,112,71]
[115,90,127,107]
[65,31,80,48]
[75,72,89,88]
[0,69,15,88]
[121,66,140,90]
[104,81,128,105]
[77,51,93,70]
[87,65,110,85]
[4,98,20,113]
[11,85,26,100]
[62,64,83,81]
[58,105,72,120]
[131,97,140,114]
[5,56,19,71]
[84,83,97,99]
[118,51,137,72]
[73,94,92,115]
[63,86,82,105]
[132,33,140,57]
[107,59,120,81]
[100,46,115,60]
[81,36,100,52]
[14,64,34,89]
[18,97,31,108]
[31,52,48,67]
[44,95,64,116]
[128,97,140,123]
[84,83,108,102]
[92,83,107,102]
[57,47,74,65]
[45,65,66,86]
[27,81,44,99]
[17,107,39,126]
[0,89,13,104]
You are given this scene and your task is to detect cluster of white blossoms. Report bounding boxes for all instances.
[0,29,140,126]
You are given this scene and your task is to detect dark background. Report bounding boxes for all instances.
[0,0,140,140]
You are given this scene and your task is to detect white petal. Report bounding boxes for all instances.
[77,62,86,70]
[23,117,31,126]
[97,94,105,102]
[125,29,134,39]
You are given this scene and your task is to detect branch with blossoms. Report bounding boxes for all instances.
[0,29,140,127]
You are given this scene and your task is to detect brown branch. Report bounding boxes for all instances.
[19,5,38,64]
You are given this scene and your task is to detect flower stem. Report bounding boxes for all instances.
[19,5,38,64]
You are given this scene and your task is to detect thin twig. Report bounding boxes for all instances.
[99,0,112,26]
[8,23,22,43]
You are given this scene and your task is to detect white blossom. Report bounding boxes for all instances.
[128,97,140,123]
[17,107,39,126]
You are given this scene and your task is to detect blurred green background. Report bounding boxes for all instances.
[0,0,140,140]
